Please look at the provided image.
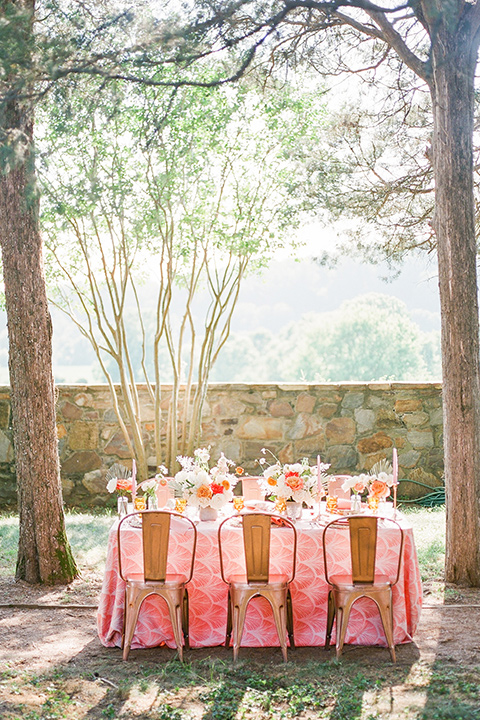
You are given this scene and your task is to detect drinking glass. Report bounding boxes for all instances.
[175,498,188,514]
[326,495,338,514]
[233,496,244,514]
[134,496,146,512]
[275,497,287,514]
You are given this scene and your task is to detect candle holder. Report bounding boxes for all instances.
[275,497,287,514]
[326,495,338,514]
[175,498,188,514]
[233,496,244,514]
[134,496,146,512]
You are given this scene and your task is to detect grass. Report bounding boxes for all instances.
[3,506,480,720]
[1,656,479,719]
[0,509,113,578]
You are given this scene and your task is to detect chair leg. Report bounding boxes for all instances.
[232,594,250,662]
[123,586,147,661]
[165,594,185,663]
[335,595,356,659]
[325,590,335,651]
[182,590,190,650]
[286,589,295,650]
[269,592,288,662]
[175,602,184,663]
[225,588,233,648]
[376,590,396,662]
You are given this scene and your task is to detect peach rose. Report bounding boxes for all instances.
[197,484,213,500]
[285,471,304,492]
[369,480,390,499]
[116,478,132,493]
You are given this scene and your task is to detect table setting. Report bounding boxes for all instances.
[97,447,422,653]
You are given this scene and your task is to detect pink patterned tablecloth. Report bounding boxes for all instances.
[97,513,422,649]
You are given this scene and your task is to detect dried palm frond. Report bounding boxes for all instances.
[105,463,131,481]
[369,459,393,476]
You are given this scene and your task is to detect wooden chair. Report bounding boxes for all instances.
[322,515,404,662]
[218,513,297,662]
[117,510,197,661]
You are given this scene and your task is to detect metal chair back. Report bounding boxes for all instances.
[118,510,197,584]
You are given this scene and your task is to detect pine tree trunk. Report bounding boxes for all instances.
[0,0,77,584]
[431,27,480,585]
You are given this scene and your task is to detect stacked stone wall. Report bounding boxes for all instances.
[0,382,444,507]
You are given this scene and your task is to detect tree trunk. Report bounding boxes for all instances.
[431,27,480,585]
[0,0,77,584]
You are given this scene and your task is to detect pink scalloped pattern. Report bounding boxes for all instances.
[97,517,422,650]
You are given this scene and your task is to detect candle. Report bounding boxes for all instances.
[317,455,323,498]
[392,447,398,485]
[392,448,398,517]
[131,458,137,502]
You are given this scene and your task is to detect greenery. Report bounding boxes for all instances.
[210,292,441,383]
[39,72,331,474]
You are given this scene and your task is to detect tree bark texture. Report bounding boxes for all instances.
[431,23,480,585]
[0,0,77,584]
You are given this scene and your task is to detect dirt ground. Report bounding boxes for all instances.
[1,575,480,718]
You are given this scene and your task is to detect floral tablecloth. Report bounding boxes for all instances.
[97,513,422,649]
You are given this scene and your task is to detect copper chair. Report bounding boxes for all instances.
[322,515,404,662]
[218,513,297,662]
[117,510,197,661]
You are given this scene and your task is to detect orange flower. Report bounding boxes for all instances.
[197,484,213,500]
[236,467,244,475]
[267,477,277,486]
[222,479,231,491]
[116,478,132,493]
[285,471,303,492]
[369,480,390,499]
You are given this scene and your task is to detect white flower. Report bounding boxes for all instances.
[176,455,194,471]
[377,471,395,486]
[263,464,280,479]
[140,479,158,495]
[192,469,209,487]
[194,447,210,464]
[157,465,168,476]
[285,463,303,474]
[106,477,117,493]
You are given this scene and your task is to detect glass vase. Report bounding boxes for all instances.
[199,506,218,522]
[285,501,302,521]
[350,494,361,513]
[147,494,158,510]
[117,496,128,518]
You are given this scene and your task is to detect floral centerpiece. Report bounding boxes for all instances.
[169,448,239,519]
[257,449,330,507]
[341,460,395,509]
[106,463,134,517]
[137,464,167,510]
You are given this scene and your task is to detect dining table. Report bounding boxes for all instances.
[97,505,422,651]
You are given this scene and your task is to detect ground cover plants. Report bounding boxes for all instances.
[1,506,480,719]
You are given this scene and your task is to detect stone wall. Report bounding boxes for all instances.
[0,382,444,507]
